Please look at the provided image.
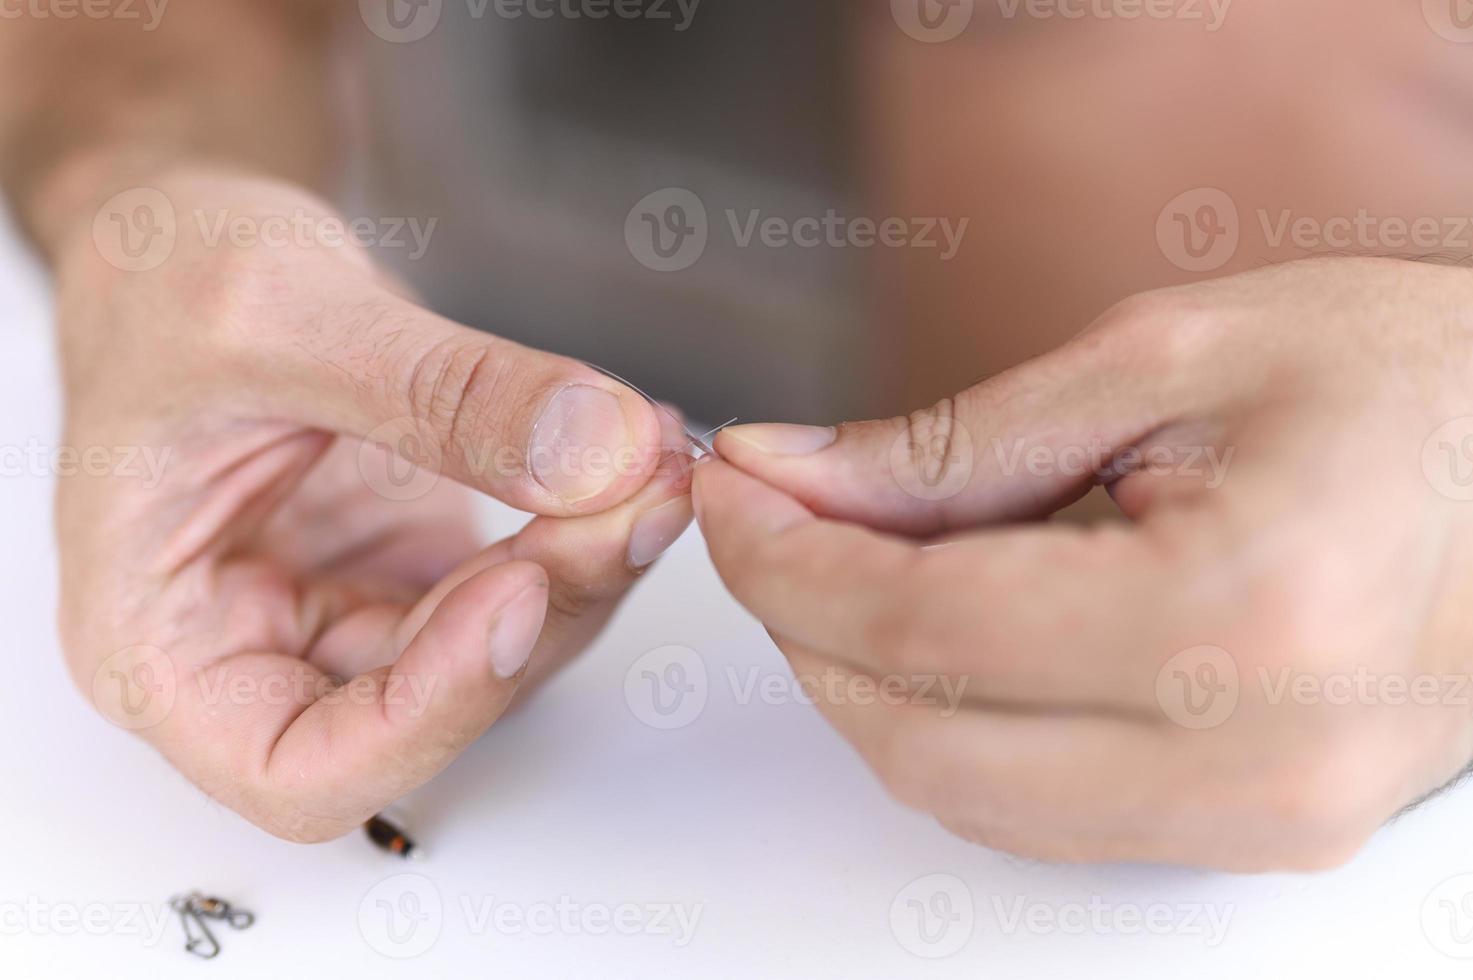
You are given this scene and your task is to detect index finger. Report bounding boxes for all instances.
[162,560,549,842]
[694,460,1215,711]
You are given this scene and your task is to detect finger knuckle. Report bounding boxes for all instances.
[893,396,972,496]
[1078,288,1228,373]
[401,337,506,461]
[1225,543,1368,681]
[175,246,291,350]
[1256,736,1388,863]
[546,578,600,620]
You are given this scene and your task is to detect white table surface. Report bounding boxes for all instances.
[4,215,1473,980]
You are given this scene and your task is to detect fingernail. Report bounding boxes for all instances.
[488,583,548,679]
[724,423,836,457]
[627,495,695,569]
[530,385,634,503]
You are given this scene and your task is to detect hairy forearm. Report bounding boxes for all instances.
[0,0,343,256]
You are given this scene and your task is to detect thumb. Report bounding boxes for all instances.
[246,289,664,517]
[710,317,1215,536]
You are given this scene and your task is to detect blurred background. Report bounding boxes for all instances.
[345,0,1473,428]
[350,0,864,425]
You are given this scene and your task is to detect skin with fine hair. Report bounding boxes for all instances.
[0,2,695,841]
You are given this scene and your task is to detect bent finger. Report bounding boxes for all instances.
[695,459,1213,709]
[255,560,549,838]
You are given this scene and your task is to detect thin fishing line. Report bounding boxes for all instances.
[581,361,727,457]
[698,418,740,443]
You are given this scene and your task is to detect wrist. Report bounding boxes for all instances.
[15,141,190,261]
[0,0,342,261]
[28,147,349,279]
